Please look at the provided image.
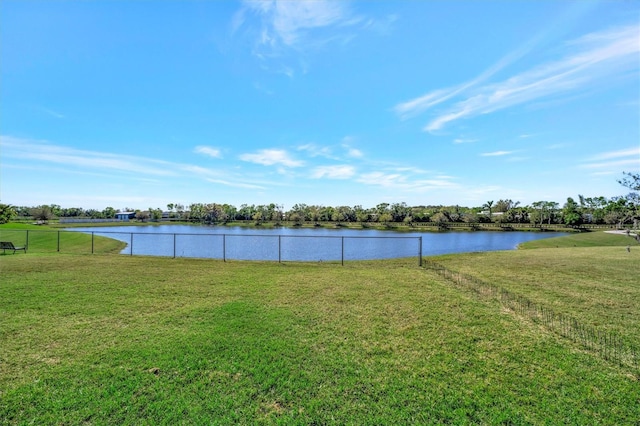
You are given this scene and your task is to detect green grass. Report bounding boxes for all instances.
[518,229,639,249]
[2,249,639,424]
[433,231,640,347]
[0,224,125,255]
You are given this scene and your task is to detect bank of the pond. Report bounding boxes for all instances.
[51,219,592,233]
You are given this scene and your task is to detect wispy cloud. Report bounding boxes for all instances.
[206,179,266,190]
[343,145,363,158]
[0,136,269,190]
[587,147,640,161]
[1,136,177,177]
[395,24,640,132]
[453,138,477,144]
[298,139,363,160]
[38,106,65,119]
[194,145,223,159]
[580,146,640,170]
[311,165,355,179]
[233,0,370,75]
[239,148,304,167]
[297,143,335,159]
[481,151,516,157]
[357,171,458,192]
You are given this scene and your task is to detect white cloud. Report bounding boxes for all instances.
[480,151,515,157]
[344,146,363,158]
[587,147,640,161]
[297,143,335,158]
[194,145,223,158]
[239,0,357,48]
[453,138,477,144]
[0,136,274,192]
[235,0,369,75]
[357,171,458,192]
[206,179,266,190]
[1,136,177,177]
[311,165,355,179]
[38,106,65,119]
[581,159,640,169]
[580,146,640,170]
[181,165,224,179]
[395,24,640,132]
[239,148,304,167]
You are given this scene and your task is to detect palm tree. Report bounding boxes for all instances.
[483,200,494,221]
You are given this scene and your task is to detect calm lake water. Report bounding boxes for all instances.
[68,225,568,261]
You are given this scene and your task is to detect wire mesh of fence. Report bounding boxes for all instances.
[423,260,639,374]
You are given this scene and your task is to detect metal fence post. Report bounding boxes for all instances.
[173,233,176,259]
[130,233,133,256]
[57,231,60,252]
[419,236,422,267]
[341,236,344,266]
[223,234,226,262]
[278,235,281,263]
[26,230,29,250]
[92,232,94,254]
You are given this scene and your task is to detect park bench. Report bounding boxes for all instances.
[0,241,27,254]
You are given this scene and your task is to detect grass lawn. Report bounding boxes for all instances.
[1,231,639,424]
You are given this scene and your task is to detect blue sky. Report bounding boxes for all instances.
[1,0,639,211]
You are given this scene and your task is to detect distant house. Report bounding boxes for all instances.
[115,212,136,221]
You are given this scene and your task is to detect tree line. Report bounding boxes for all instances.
[1,172,638,227]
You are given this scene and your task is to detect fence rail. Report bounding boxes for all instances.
[423,260,639,374]
[0,229,423,265]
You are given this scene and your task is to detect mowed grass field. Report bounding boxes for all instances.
[1,229,639,424]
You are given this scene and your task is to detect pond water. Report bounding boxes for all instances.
[67,225,568,261]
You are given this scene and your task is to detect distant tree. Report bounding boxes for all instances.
[102,206,116,218]
[318,206,335,222]
[463,212,480,223]
[355,206,370,223]
[62,207,84,217]
[135,210,150,222]
[375,203,390,219]
[391,202,409,222]
[308,205,320,224]
[288,211,304,226]
[30,205,54,222]
[175,204,185,219]
[562,197,582,226]
[331,210,346,224]
[431,212,450,223]
[14,206,32,217]
[188,203,205,222]
[618,172,640,191]
[483,200,494,220]
[48,204,62,217]
[530,201,559,225]
[378,212,393,225]
[617,171,639,222]
[0,204,16,224]
[238,204,254,221]
[494,199,519,213]
[85,209,104,219]
[288,204,308,224]
[252,210,264,225]
[149,208,163,221]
